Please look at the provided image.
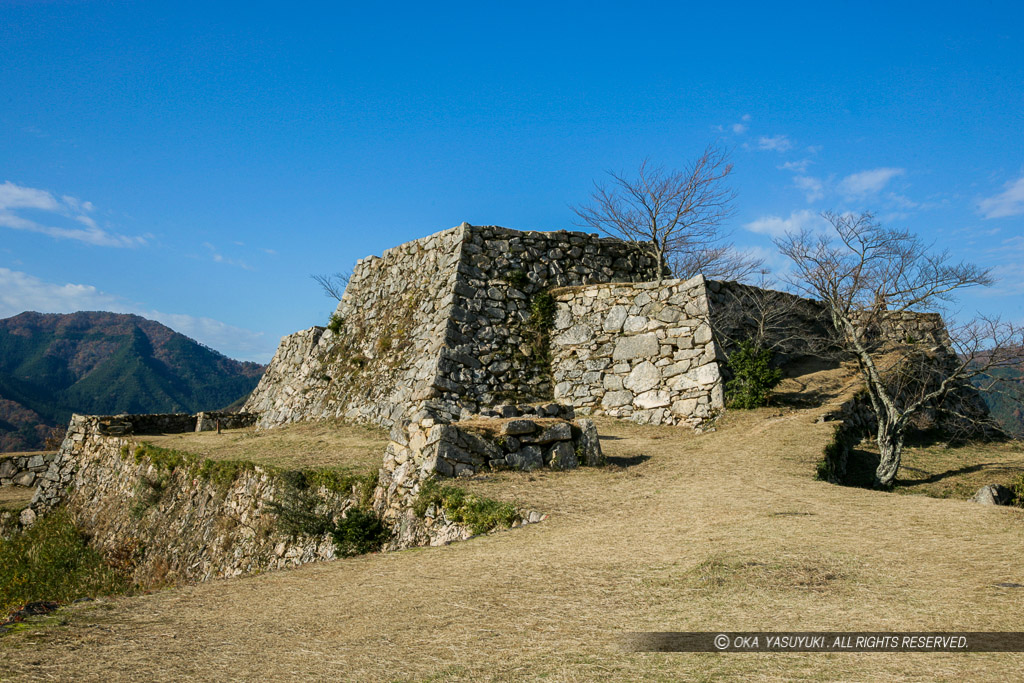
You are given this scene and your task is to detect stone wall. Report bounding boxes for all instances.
[195,411,257,432]
[549,275,724,426]
[29,414,487,585]
[246,226,464,429]
[705,279,831,365]
[373,412,590,545]
[434,225,663,416]
[0,451,57,488]
[245,224,661,430]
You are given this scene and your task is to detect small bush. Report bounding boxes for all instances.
[331,508,390,557]
[725,341,783,409]
[0,508,131,615]
[327,314,343,334]
[413,478,519,535]
[130,473,169,519]
[268,470,389,556]
[1012,472,1024,508]
[529,291,557,330]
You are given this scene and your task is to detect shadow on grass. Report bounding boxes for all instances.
[604,454,650,468]
[842,446,1008,490]
[897,463,1003,487]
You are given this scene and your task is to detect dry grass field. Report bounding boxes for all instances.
[0,486,33,513]
[142,419,388,472]
[2,372,1023,681]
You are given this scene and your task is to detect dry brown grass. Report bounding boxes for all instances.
[0,451,56,459]
[0,486,33,512]
[2,395,1024,680]
[849,440,1024,501]
[141,420,388,472]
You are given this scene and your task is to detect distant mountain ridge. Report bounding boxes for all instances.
[0,311,265,452]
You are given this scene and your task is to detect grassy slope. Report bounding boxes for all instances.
[2,402,1022,681]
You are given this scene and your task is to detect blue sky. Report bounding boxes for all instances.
[1,1,1022,362]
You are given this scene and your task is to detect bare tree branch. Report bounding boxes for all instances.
[311,271,351,302]
[774,210,1021,488]
[572,145,753,282]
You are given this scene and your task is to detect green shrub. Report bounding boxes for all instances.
[725,341,783,409]
[327,314,343,334]
[529,291,557,330]
[330,508,390,557]
[130,473,169,519]
[0,508,131,615]
[413,478,519,535]
[506,270,529,289]
[1012,472,1024,508]
[268,470,389,556]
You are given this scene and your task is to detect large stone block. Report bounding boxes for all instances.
[624,361,661,394]
[612,333,659,360]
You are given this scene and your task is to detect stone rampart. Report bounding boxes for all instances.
[245,224,661,429]
[28,414,492,584]
[549,275,724,426]
[246,226,464,428]
[434,225,662,415]
[0,451,57,488]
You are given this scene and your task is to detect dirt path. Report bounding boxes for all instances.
[2,406,1023,681]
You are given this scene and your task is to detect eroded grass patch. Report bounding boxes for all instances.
[682,553,851,595]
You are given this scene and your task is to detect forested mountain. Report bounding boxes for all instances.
[975,366,1024,438]
[0,311,265,452]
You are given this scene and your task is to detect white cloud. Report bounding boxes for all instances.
[978,174,1024,219]
[715,115,751,135]
[0,180,145,247]
[837,167,904,196]
[0,267,270,362]
[793,176,825,202]
[201,241,254,270]
[758,135,792,152]
[0,267,123,315]
[778,159,812,173]
[0,181,60,211]
[743,209,828,238]
[146,311,268,362]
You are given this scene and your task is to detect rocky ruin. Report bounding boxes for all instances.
[13,222,994,582]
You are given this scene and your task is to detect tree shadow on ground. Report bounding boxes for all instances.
[604,454,650,468]
[843,446,1004,489]
[898,463,1004,487]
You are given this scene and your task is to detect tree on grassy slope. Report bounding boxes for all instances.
[776,210,1024,488]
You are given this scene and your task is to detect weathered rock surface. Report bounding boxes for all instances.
[245,223,661,430]
[970,484,1015,506]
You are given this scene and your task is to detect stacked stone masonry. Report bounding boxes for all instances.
[245,223,662,431]
[0,451,57,488]
[245,225,465,429]
[28,414,506,582]
[550,275,725,426]
[373,412,599,539]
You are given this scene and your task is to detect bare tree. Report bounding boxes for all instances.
[776,210,1024,488]
[571,145,761,282]
[311,271,351,302]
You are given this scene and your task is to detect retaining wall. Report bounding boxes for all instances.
[245,224,662,429]
[549,275,724,426]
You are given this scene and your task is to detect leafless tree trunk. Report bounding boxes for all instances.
[776,211,1023,488]
[571,145,760,282]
